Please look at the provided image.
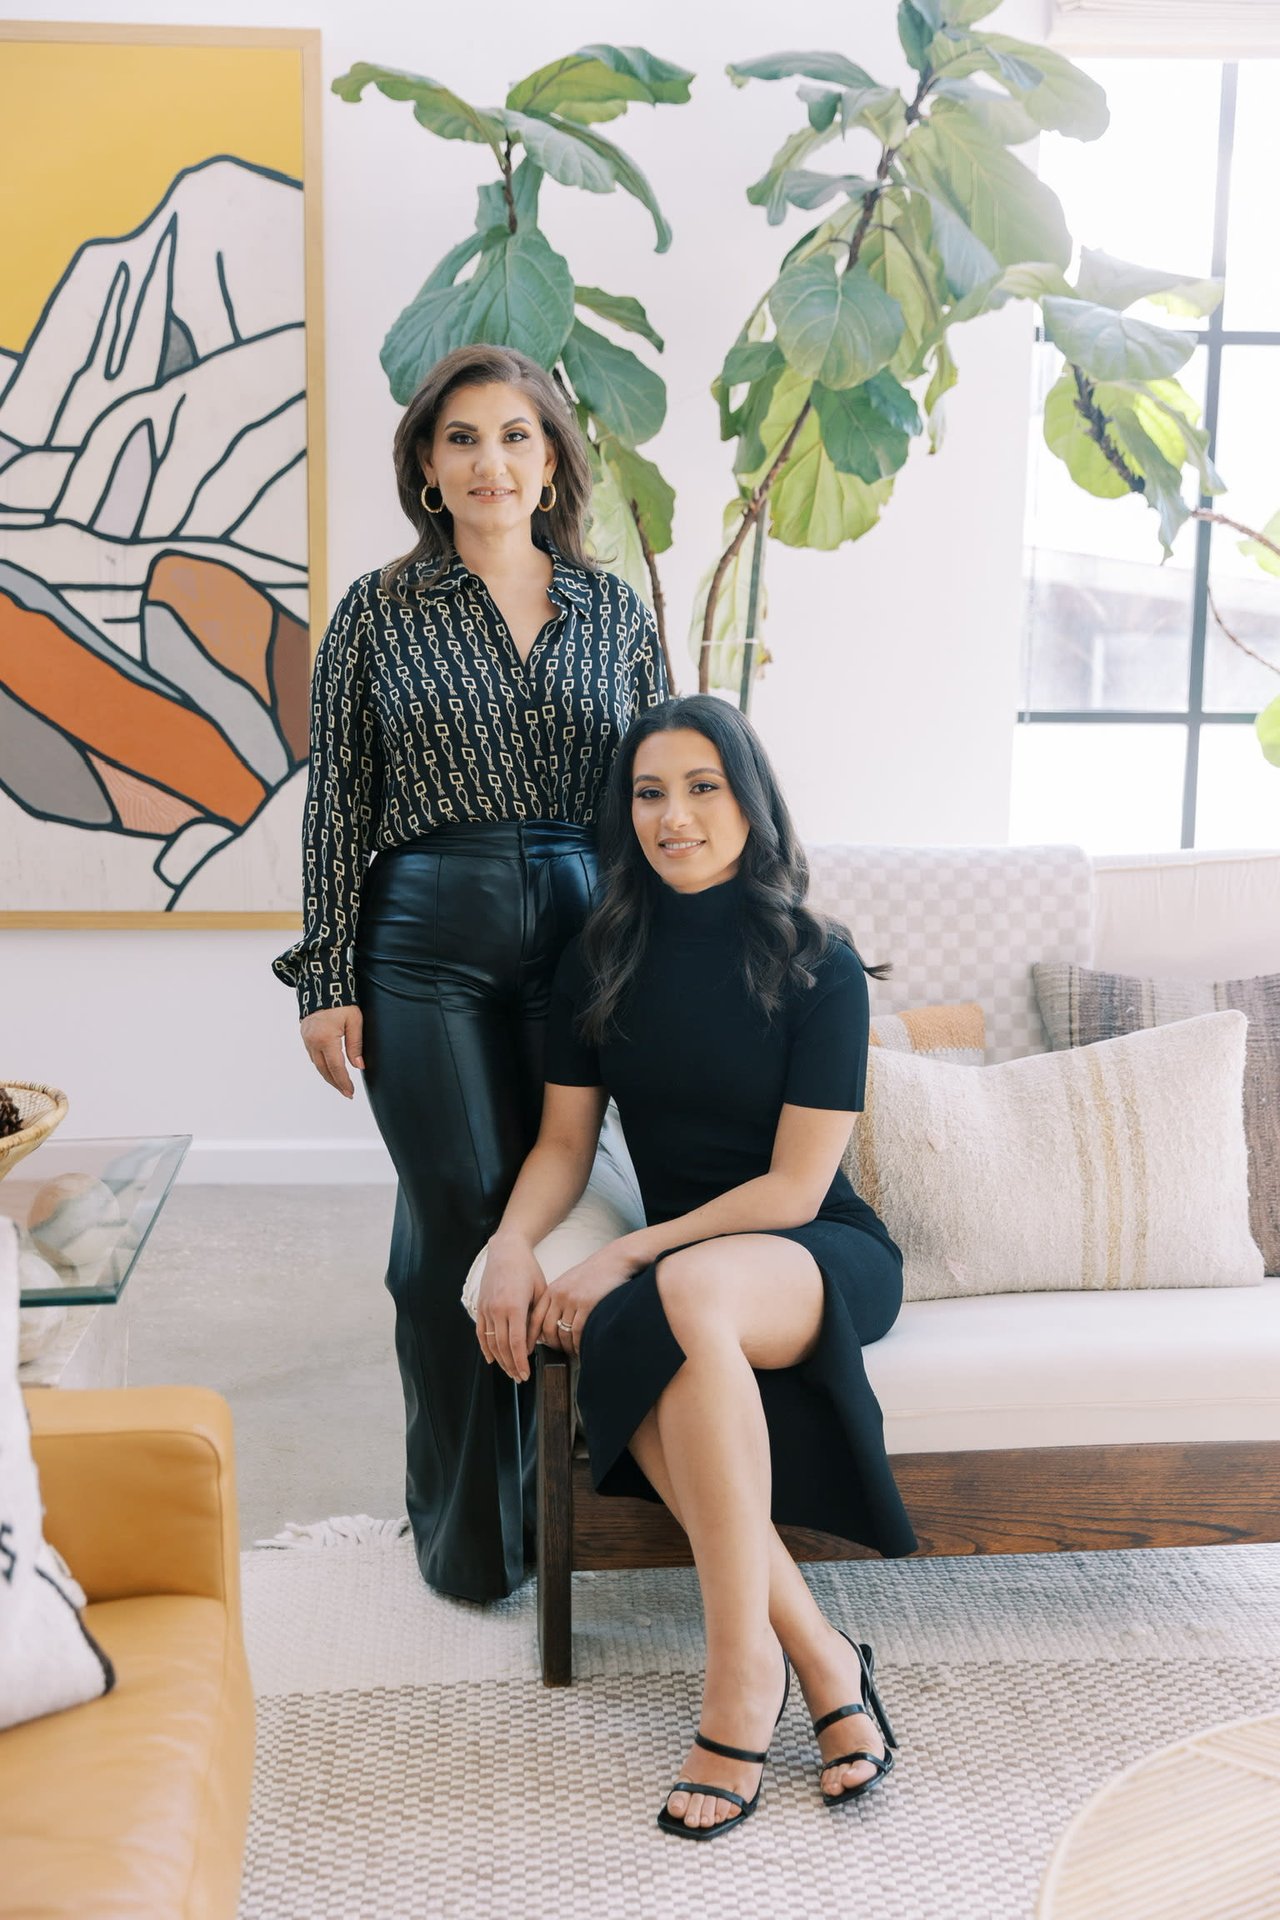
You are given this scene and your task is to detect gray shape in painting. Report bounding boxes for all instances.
[141,601,289,785]
[0,683,113,825]
[0,558,177,696]
[93,419,157,539]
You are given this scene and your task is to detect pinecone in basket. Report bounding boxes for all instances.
[0,1087,22,1139]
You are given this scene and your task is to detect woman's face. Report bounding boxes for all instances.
[421,381,555,541]
[630,728,751,895]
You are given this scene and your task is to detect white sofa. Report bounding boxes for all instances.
[535,844,1280,1684]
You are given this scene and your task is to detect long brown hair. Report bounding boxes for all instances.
[579,695,891,1043]
[383,345,596,598]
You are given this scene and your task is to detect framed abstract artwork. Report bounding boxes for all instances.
[0,23,324,926]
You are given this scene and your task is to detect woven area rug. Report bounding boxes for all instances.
[239,1534,1280,1920]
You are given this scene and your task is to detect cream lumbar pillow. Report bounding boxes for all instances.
[0,1219,115,1730]
[844,1009,1263,1301]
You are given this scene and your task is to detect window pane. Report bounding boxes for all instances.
[1022,346,1202,712]
[1222,63,1280,330]
[1010,724,1186,853]
[1036,60,1220,322]
[1195,725,1280,850]
[1204,344,1280,712]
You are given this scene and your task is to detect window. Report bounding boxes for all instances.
[1013,59,1280,852]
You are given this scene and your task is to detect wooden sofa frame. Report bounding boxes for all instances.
[534,1345,1280,1687]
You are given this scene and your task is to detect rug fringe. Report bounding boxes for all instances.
[255,1515,411,1550]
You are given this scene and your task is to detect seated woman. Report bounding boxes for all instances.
[475,694,916,1840]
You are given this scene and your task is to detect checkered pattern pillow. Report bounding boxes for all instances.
[807,844,1094,1062]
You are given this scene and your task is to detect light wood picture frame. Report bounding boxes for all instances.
[0,22,325,928]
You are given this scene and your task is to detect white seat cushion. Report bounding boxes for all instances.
[869,1279,1280,1453]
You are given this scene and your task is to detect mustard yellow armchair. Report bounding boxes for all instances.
[3,1387,255,1920]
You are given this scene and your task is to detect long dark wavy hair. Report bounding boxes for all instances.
[578,696,890,1044]
[382,345,596,599]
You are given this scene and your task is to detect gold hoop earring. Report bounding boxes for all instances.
[537,481,557,513]
[420,483,444,515]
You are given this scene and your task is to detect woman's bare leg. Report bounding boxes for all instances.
[632,1234,884,1828]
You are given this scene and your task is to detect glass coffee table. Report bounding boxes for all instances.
[7,1134,190,1385]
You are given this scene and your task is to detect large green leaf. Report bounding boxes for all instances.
[333,63,505,152]
[747,124,838,225]
[903,101,1071,266]
[859,193,947,380]
[474,160,542,233]
[917,190,1000,297]
[770,256,904,389]
[586,446,649,597]
[812,380,914,482]
[923,337,958,449]
[736,365,813,482]
[501,111,616,192]
[1043,371,1131,499]
[864,368,922,435]
[1042,296,1195,381]
[721,339,785,387]
[925,257,1072,340]
[926,31,1109,138]
[931,77,1039,144]
[1093,377,1223,496]
[898,3,937,72]
[465,228,576,363]
[1239,509,1280,580]
[730,363,787,471]
[771,169,878,213]
[727,51,881,90]
[1106,410,1190,553]
[506,45,693,125]
[768,410,895,548]
[1256,695,1280,766]
[382,285,475,402]
[597,434,675,551]
[561,320,666,444]
[541,117,674,250]
[1074,248,1223,318]
[574,285,664,351]
[423,228,491,294]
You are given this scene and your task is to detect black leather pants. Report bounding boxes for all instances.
[355,820,597,1601]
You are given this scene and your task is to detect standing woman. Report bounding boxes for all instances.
[273,345,667,1601]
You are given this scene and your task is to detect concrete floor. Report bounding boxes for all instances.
[129,1184,406,1546]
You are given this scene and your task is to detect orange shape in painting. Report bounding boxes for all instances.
[0,592,266,824]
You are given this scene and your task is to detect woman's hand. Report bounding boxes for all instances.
[300,1006,364,1098]
[534,1238,649,1356]
[476,1237,548,1383]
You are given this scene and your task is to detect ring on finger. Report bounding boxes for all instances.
[556,1318,573,1334]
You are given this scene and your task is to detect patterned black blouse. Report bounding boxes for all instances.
[272,544,667,1016]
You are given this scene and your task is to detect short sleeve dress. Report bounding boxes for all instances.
[546,870,917,1559]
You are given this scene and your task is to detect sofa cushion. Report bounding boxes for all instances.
[807,843,1093,1061]
[0,1220,113,1733]
[1034,961,1279,1275]
[0,1591,253,1920]
[846,1011,1263,1300]
[1093,849,1280,981]
[868,1279,1280,1453]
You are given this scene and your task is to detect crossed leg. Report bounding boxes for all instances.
[625,1233,888,1831]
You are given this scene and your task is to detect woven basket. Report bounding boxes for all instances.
[0,1083,69,1180]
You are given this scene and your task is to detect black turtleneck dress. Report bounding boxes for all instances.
[545,873,917,1559]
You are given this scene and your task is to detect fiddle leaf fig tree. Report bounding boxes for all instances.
[333,44,692,684]
[695,7,1108,695]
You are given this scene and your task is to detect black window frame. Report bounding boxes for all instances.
[1019,62,1277,849]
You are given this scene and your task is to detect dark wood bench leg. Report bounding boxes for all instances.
[536,1346,574,1687]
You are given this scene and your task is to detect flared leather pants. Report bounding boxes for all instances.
[355,820,597,1601]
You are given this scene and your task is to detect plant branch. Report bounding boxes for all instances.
[1192,509,1280,565]
[1071,364,1145,493]
[630,500,675,692]
[501,137,517,232]
[1207,585,1280,680]
[697,401,812,692]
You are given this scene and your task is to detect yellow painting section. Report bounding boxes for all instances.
[0,41,303,351]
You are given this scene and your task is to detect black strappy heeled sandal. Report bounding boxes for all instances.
[812,1631,898,1809]
[656,1656,791,1841]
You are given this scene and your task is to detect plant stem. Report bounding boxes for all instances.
[501,138,517,232]
[697,402,812,692]
[630,500,675,692]
[1193,509,1280,565]
[1207,585,1280,679]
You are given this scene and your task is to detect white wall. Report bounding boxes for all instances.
[5,0,1050,1177]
